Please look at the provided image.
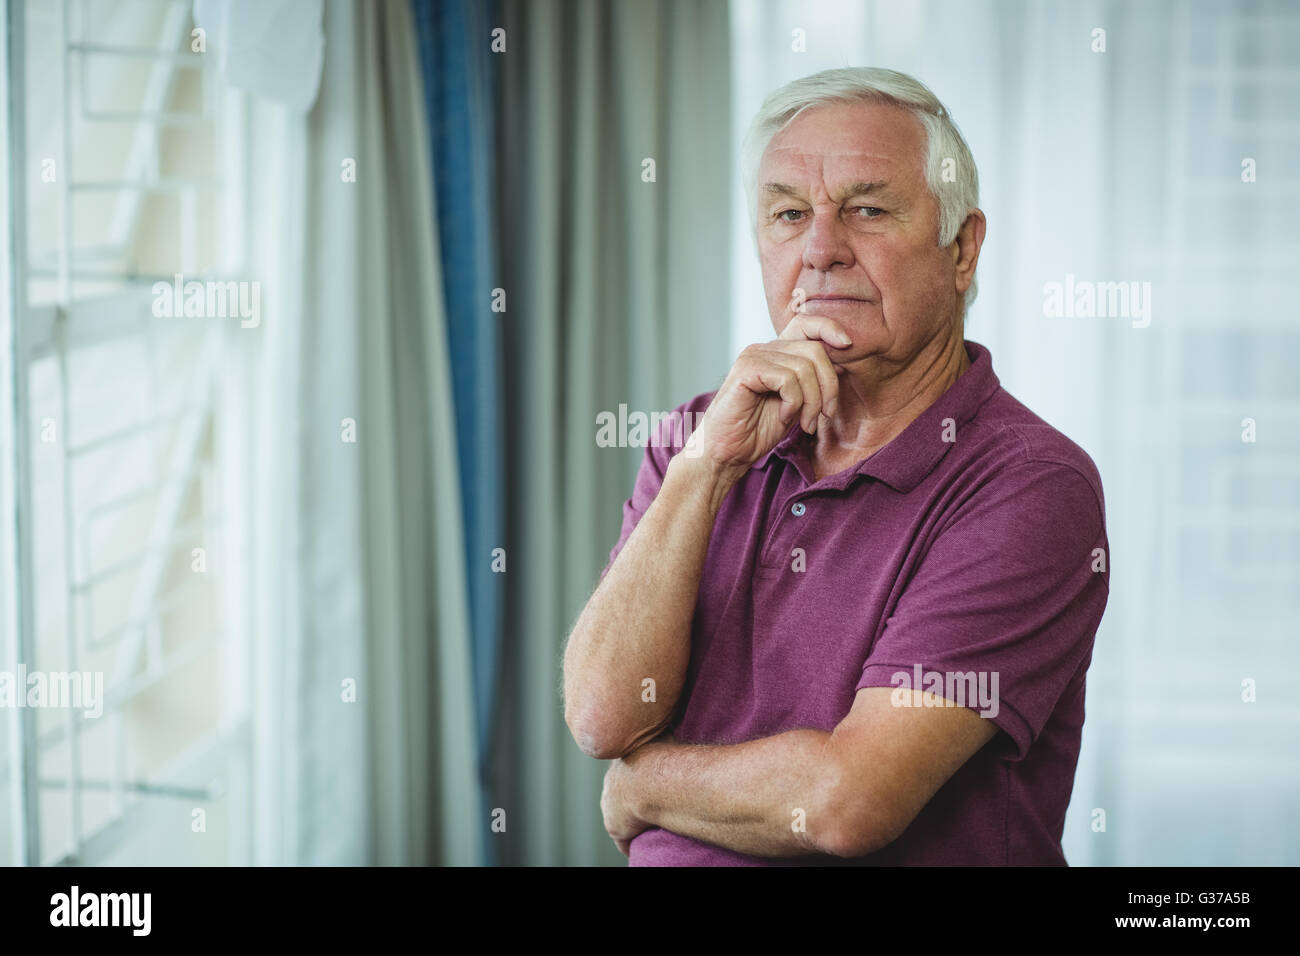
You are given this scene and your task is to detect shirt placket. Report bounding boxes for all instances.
[759,489,817,569]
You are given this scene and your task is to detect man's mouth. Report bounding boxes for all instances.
[805,295,869,304]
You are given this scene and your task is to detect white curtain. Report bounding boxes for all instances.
[732,0,1300,865]
[241,0,481,865]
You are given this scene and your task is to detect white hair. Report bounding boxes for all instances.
[741,67,981,312]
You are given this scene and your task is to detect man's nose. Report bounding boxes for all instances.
[802,209,855,271]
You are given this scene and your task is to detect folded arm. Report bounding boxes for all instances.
[563,453,740,759]
[603,686,999,858]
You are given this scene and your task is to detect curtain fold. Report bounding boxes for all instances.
[250,0,481,866]
[410,0,505,866]
[491,0,733,865]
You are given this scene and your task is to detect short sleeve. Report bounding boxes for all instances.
[599,392,717,582]
[855,460,1109,761]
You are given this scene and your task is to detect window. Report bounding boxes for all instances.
[2,0,251,865]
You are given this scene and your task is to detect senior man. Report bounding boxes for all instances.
[563,67,1109,866]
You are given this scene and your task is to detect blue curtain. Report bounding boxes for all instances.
[411,0,504,863]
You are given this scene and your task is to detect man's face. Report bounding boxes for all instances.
[755,101,962,371]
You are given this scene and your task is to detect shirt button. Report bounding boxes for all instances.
[791,502,806,516]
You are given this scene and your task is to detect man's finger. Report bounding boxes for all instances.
[763,350,830,432]
[747,360,807,426]
[780,312,853,348]
[780,340,841,418]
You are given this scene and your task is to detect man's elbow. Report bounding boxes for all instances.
[564,700,607,758]
[564,703,645,761]
[819,816,898,859]
[562,655,615,758]
[814,774,907,859]
[564,702,665,764]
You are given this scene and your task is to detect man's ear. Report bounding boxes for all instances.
[951,209,987,295]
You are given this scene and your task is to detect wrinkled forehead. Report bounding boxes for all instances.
[758,101,927,190]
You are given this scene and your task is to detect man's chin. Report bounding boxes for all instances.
[828,347,889,377]
[817,339,858,367]
[822,341,875,368]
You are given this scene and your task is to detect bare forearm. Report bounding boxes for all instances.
[563,455,738,758]
[629,730,842,858]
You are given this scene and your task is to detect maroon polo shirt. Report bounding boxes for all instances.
[602,340,1110,866]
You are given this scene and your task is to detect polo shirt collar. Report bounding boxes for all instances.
[754,340,1000,493]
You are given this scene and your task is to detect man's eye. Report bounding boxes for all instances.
[850,206,884,218]
[777,209,806,222]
